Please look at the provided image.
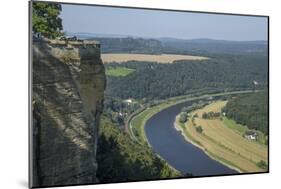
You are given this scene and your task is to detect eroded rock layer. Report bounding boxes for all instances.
[32,39,105,187]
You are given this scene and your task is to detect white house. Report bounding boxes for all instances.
[245,134,256,140]
[253,80,259,85]
[245,131,258,140]
[124,99,133,104]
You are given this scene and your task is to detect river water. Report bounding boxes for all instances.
[145,101,237,176]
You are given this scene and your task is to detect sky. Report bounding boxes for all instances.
[60,4,268,41]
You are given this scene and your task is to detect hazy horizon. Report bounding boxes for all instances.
[60,4,268,41]
[66,31,268,42]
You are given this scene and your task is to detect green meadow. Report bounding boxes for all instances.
[105,67,135,77]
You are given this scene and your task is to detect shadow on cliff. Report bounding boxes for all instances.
[33,43,98,187]
[33,42,177,187]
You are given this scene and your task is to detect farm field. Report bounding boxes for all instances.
[105,67,135,77]
[223,118,267,145]
[101,53,208,63]
[177,100,268,172]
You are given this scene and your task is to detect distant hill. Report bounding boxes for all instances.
[159,38,267,55]
[68,32,267,55]
[88,37,163,54]
[159,37,267,44]
[66,32,132,39]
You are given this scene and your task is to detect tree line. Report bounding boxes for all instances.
[222,91,268,135]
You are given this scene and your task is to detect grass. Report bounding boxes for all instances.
[130,110,151,144]
[177,100,268,173]
[102,53,208,64]
[223,117,248,134]
[105,67,135,77]
[223,118,267,145]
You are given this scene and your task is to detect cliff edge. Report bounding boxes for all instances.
[31,38,106,187]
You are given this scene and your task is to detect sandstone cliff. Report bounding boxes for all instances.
[31,38,105,187]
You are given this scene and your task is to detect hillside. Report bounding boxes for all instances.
[160,38,267,55]
[90,37,163,54]
[96,115,181,183]
[223,91,269,135]
[105,54,268,100]
[85,36,267,56]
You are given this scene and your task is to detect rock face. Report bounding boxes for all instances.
[31,39,106,187]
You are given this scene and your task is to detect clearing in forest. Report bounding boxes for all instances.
[105,67,135,77]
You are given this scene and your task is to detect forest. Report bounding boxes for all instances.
[105,53,268,100]
[222,91,269,135]
[31,1,269,185]
[95,36,268,180]
[96,116,181,183]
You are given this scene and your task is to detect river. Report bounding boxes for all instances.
[145,100,237,176]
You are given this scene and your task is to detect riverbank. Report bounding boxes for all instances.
[174,100,268,173]
[129,90,255,145]
[174,116,242,173]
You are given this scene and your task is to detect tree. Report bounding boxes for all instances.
[196,126,203,133]
[223,91,268,135]
[179,112,188,123]
[97,116,180,182]
[32,2,64,39]
[202,112,208,119]
[257,160,267,170]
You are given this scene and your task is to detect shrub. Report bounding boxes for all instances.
[257,160,267,169]
[196,126,203,133]
[179,112,188,123]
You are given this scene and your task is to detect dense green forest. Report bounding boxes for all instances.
[96,116,181,182]
[223,91,268,135]
[97,36,268,180]
[105,54,268,100]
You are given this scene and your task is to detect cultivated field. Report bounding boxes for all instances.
[101,53,208,63]
[177,100,268,172]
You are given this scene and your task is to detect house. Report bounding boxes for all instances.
[253,80,259,85]
[124,98,133,104]
[206,96,213,100]
[244,131,258,140]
